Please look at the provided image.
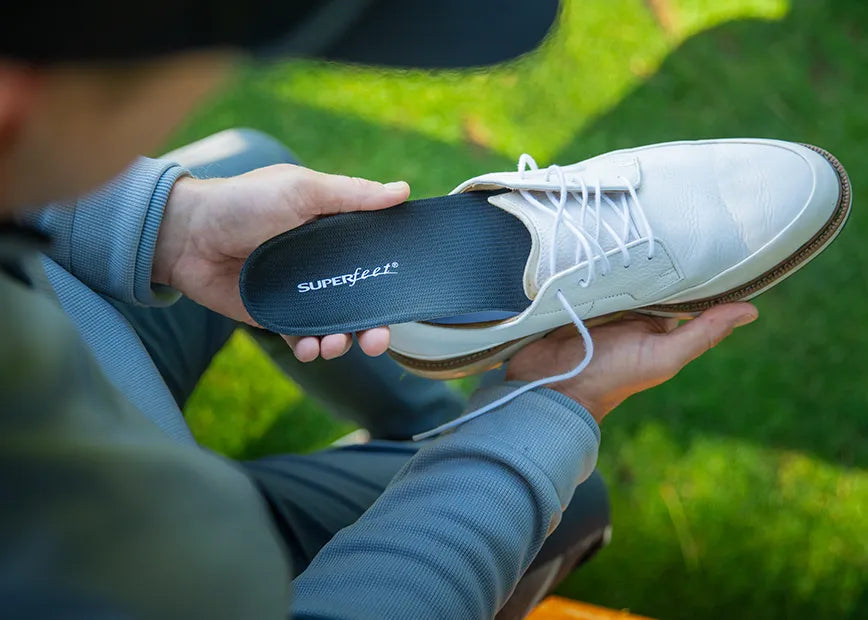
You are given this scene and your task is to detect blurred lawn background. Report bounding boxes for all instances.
[165,0,868,617]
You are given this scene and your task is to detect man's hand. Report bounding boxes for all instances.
[506,303,758,423]
[152,164,410,361]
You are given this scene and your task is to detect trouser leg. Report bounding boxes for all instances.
[251,332,465,438]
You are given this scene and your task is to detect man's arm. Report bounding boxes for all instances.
[291,383,599,619]
[290,306,757,619]
[24,161,412,360]
[19,156,185,306]
[0,251,291,618]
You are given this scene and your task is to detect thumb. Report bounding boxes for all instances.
[658,302,758,373]
[298,168,410,216]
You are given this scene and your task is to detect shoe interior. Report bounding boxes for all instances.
[241,191,533,335]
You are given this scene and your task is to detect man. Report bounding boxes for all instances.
[0,2,758,618]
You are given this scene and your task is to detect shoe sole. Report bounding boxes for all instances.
[392,144,852,379]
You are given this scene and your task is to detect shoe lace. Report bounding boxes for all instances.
[517,153,655,286]
[412,155,654,441]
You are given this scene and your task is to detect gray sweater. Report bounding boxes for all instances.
[2,157,601,618]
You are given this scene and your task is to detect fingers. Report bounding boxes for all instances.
[658,302,758,373]
[282,328,391,362]
[282,335,321,363]
[319,334,351,360]
[298,168,411,216]
[545,324,580,341]
[357,327,390,357]
[659,317,681,333]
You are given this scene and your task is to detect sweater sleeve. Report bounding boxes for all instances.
[20,157,186,306]
[290,381,600,620]
[0,250,291,619]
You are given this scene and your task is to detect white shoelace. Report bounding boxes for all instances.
[412,155,653,441]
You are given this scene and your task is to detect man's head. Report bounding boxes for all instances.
[0,0,560,213]
[0,52,233,211]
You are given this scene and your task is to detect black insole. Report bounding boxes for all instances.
[240,191,532,336]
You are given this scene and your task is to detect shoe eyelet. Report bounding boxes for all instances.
[647,255,654,262]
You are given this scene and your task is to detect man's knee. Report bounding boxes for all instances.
[544,471,611,564]
[495,472,610,619]
[229,128,300,167]
[162,128,299,177]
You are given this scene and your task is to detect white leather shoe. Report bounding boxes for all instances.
[388,139,851,378]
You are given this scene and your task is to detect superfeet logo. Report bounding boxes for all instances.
[297,262,399,293]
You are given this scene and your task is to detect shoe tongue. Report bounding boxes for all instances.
[489,190,636,297]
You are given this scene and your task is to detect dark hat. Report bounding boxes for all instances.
[3,0,560,68]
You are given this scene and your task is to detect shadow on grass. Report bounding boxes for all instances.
[166,78,514,199]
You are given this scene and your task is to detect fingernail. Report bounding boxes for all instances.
[734,312,758,327]
[384,181,408,192]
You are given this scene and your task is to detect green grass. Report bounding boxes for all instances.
[170,0,868,617]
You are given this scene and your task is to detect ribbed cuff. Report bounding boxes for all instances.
[57,157,188,306]
[132,163,188,306]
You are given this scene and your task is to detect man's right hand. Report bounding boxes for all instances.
[154,165,410,362]
[506,302,758,424]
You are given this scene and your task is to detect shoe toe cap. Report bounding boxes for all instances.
[639,139,845,301]
[664,140,843,274]
[746,141,842,262]
[715,141,835,247]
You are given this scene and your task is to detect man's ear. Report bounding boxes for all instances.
[0,62,39,159]
[0,62,40,208]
